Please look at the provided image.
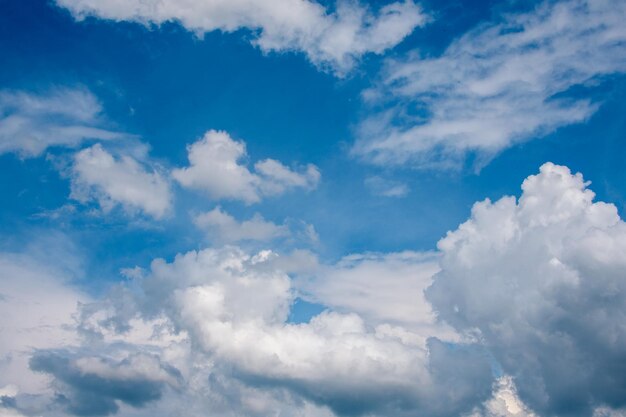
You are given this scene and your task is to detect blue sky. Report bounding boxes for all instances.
[1,0,626,416]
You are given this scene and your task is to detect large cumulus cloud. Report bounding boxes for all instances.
[427,162,626,416]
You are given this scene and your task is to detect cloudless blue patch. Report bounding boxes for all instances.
[287,298,327,324]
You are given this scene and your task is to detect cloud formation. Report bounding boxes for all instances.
[30,351,180,416]
[6,164,626,417]
[0,88,124,157]
[54,0,426,74]
[355,0,626,168]
[194,207,290,243]
[173,130,320,203]
[0,237,87,399]
[71,144,173,219]
[27,246,493,417]
[428,162,626,416]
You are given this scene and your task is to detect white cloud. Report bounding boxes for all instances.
[0,241,87,396]
[295,251,450,333]
[427,162,626,415]
[54,0,426,74]
[46,245,492,416]
[173,130,320,204]
[71,143,173,219]
[355,0,626,168]
[0,88,125,157]
[194,207,289,243]
[466,376,537,417]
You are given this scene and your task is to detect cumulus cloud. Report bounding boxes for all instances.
[466,376,538,417]
[54,0,426,74]
[173,130,320,203]
[354,0,626,168]
[427,162,626,416]
[44,246,492,417]
[0,88,124,157]
[70,144,173,219]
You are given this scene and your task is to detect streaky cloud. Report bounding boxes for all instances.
[354,0,626,169]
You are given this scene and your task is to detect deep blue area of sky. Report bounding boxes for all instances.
[1,0,625,290]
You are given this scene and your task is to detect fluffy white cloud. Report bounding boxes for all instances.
[71,144,173,218]
[0,88,124,157]
[466,376,538,417]
[194,207,289,243]
[54,0,426,74]
[37,246,492,417]
[355,0,626,168]
[173,130,320,203]
[427,162,626,416]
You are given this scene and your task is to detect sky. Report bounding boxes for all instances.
[0,0,625,416]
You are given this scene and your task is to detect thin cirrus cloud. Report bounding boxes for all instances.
[70,144,173,219]
[364,175,409,197]
[0,88,125,157]
[173,130,320,204]
[354,0,626,168]
[53,0,427,75]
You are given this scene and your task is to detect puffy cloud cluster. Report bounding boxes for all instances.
[54,0,426,74]
[0,88,124,157]
[173,130,320,203]
[428,163,626,416]
[70,144,173,219]
[6,163,626,417]
[26,246,492,417]
[355,0,626,168]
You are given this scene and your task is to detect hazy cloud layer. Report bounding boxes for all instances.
[355,0,626,168]
[54,0,426,74]
[0,88,125,157]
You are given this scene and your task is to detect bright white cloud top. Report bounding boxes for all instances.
[54,0,426,74]
[0,88,125,157]
[355,0,626,168]
[173,130,320,203]
[428,163,626,415]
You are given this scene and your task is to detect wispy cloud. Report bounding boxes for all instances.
[354,0,626,168]
[0,88,125,157]
[194,206,290,243]
[55,0,426,75]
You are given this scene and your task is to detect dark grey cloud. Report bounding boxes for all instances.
[30,350,180,416]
